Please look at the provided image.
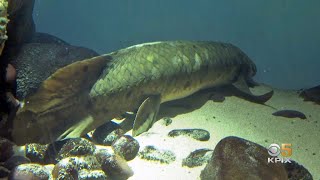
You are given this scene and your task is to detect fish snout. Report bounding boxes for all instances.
[11,110,46,145]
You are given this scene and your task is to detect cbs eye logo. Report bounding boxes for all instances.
[268,143,292,157]
[268,144,281,156]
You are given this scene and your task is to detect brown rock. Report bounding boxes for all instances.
[112,135,139,161]
[52,156,101,180]
[95,149,133,179]
[0,137,15,162]
[9,163,50,180]
[200,136,288,180]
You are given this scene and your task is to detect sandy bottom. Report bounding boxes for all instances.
[124,84,320,180]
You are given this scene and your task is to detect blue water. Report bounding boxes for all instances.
[34,0,320,89]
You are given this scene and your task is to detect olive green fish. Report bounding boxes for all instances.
[12,41,273,145]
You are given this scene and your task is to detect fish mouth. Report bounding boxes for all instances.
[11,110,58,145]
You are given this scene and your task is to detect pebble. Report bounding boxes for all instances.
[52,156,101,179]
[3,156,30,170]
[95,149,133,179]
[182,148,213,168]
[55,138,96,162]
[161,117,173,126]
[25,143,48,164]
[93,121,124,145]
[138,145,176,164]
[9,164,50,180]
[112,135,140,161]
[78,169,107,180]
[168,128,210,141]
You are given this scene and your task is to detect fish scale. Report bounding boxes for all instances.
[90,41,255,99]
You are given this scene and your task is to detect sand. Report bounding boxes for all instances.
[125,84,320,180]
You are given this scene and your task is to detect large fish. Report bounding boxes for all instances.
[12,41,273,145]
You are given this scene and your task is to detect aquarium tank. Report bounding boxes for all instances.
[0,0,319,179]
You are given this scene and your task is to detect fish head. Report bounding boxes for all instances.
[12,106,54,145]
[11,55,111,145]
[11,95,90,145]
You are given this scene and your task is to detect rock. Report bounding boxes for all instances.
[42,140,67,164]
[161,117,173,126]
[11,42,99,99]
[9,163,50,180]
[52,156,101,180]
[112,135,140,161]
[3,156,30,170]
[78,169,107,180]
[95,149,133,180]
[138,145,176,164]
[168,129,210,141]
[6,0,35,46]
[25,143,48,164]
[182,148,213,168]
[200,136,288,180]
[299,85,320,105]
[55,138,96,162]
[0,137,15,162]
[284,160,313,180]
[92,121,125,146]
[0,166,10,178]
[1,0,36,58]
[30,32,69,45]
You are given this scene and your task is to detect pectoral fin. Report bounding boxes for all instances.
[232,76,274,104]
[132,95,161,136]
[57,115,94,141]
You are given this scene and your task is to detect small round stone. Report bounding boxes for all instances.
[112,135,140,161]
[4,156,31,170]
[182,149,213,167]
[138,145,176,164]
[9,164,50,180]
[78,169,107,180]
[56,138,96,162]
[52,156,101,180]
[161,117,173,126]
[168,128,210,141]
[93,121,124,146]
[95,150,133,180]
[25,143,48,164]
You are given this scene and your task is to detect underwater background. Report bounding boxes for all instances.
[34,0,320,90]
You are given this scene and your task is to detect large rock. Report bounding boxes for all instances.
[200,136,288,180]
[11,42,99,99]
[30,32,69,45]
[299,85,320,105]
[7,0,35,46]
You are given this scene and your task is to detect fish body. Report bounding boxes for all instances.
[12,41,272,145]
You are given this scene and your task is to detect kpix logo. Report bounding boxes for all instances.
[267,143,292,163]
